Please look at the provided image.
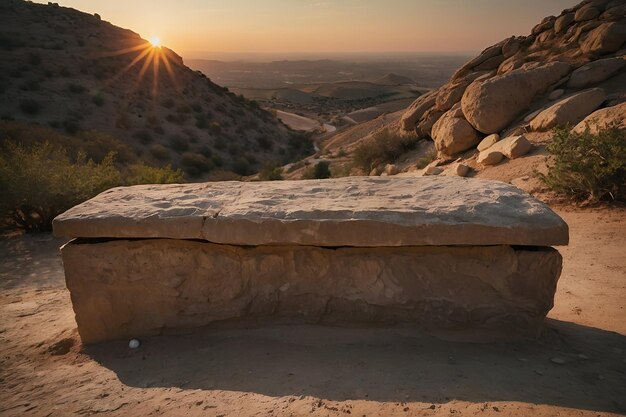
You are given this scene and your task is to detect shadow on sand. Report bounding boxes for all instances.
[87,319,626,413]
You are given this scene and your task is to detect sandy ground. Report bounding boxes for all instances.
[0,208,625,417]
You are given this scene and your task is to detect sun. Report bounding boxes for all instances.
[149,36,161,48]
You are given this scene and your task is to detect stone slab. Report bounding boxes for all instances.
[53,177,569,247]
[61,239,563,344]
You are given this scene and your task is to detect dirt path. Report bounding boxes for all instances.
[1,208,625,417]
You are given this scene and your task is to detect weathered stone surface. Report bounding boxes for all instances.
[477,149,504,166]
[416,109,444,137]
[490,135,533,159]
[549,89,565,100]
[435,80,470,112]
[53,177,569,247]
[580,22,626,54]
[575,5,600,21]
[572,101,626,133]
[461,62,571,134]
[530,88,607,131]
[567,56,626,88]
[443,162,470,177]
[555,13,575,33]
[452,43,504,80]
[432,104,481,156]
[477,133,500,152]
[61,239,563,344]
[400,92,437,131]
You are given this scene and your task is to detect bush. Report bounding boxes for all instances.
[170,136,189,152]
[181,152,213,177]
[92,93,105,107]
[353,129,415,172]
[302,161,331,180]
[258,162,283,181]
[232,157,252,176]
[150,144,169,161]
[19,99,41,115]
[0,140,187,232]
[124,163,184,185]
[0,142,120,232]
[538,126,626,202]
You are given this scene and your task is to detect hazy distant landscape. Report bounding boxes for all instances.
[188,55,469,130]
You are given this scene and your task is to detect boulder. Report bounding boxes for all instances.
[477,133,500,151]
[53,177,569,247]
[432,104,481,156]
[477,149,504,165]
[435,80,471,111]
[502,37,521,57]
[400,92,437,131]
[555,13,575,33]
[383,164,399,175]
[416,109,444,137]
[532,16,556,35]
[530,88,607,131]
[567,56,626,88]
[461,62,571,134]
[423,165,443,176]
[575,5,600,21]
[444,162,470,177]
[572,101,626,133]
[490,135,533,159]
[549,89,565,100]
[580,22,626,54]
[452,42,503,80]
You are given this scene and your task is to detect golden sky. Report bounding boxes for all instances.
[36,0,575,58]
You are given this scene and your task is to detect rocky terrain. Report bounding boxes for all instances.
[295,0,626,183]
[0,0,311,178]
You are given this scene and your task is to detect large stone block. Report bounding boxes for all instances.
[53,177,569,247]
[61,239,563,344]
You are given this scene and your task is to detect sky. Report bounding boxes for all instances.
[36,0,576,59]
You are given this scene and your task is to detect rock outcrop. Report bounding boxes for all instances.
[462,62,571,134]
[54,177,568,344]
[530,88,607,131]
[399,0,626,158]
[572,101,626,133]
[432,104,480,156]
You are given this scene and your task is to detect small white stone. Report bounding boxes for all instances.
[128,338,141,349]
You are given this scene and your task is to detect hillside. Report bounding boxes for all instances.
[298,0,626,190]
[0,0,311,178]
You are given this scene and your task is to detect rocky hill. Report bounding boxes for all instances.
[299,0,625,184]
[0,0,310,178]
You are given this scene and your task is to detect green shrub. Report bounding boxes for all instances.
[538,126,626,202]
[170,136,189,152]
[415,148,437,169]
[232,157,252,176]
[181,152,213,177]
[150,144,169,161]
[302,161,331,180]
[0,142,120,232]
[258,162,283,181]
[124,163,184,185]
[353,129,415,172]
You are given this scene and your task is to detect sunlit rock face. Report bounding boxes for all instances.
[54,177,569,344]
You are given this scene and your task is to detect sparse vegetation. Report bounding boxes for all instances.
[302,161,331,179]
[538,126,626,203]
[353,129,416,172]
[0,141,120,232]
[181,152,213,177]
[258,162,283,181]
[0,140,184,232]
[415,148,437,169]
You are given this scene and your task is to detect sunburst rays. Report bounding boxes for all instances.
[97,40,180,97]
